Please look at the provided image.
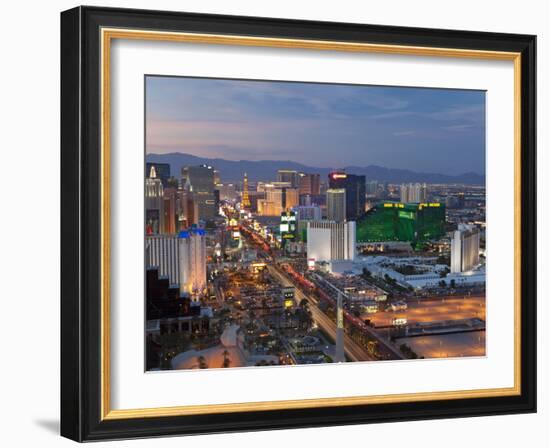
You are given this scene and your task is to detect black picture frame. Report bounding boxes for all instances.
[61,5,536,442]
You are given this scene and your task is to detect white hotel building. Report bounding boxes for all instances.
[450,223,481,273]
[146,234,179,284]
[400,182,427,203]
[306,221,356,272]
[145,229,207,295]
[178,228,207,295]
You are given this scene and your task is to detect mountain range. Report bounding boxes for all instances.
[146,152,485,185]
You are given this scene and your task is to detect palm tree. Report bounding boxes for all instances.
[222,349,231,368]
[197,355,208,369]
[295,308,312,331]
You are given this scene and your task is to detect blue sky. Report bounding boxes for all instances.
[146,76,485,175]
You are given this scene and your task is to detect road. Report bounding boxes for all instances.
[308,271,404,360]
[267,265,376,362]
[240,221,382,362]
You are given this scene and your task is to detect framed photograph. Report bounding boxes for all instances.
[60,6,536,441]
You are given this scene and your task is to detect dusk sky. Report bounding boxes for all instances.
[145,76,485,175]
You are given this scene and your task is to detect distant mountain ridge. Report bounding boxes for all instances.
[146,152,485,185]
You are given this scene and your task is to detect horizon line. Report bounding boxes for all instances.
[145,151,485,178]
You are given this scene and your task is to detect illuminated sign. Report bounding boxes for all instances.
[283,287,294,298]
[399,211,414,220]
[251,262,267,272]
[280,211,296,243]
[363,304,378,313]
[392,318,407,326]
[419,202,441,209]
[251,262,267,267]
[332,173,347,179]
[284,299,294,308]
[307,258,315,270]
[281,211,296,223]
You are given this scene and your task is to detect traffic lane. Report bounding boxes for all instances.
[267,266,376,362]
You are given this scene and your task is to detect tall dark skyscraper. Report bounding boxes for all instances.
[328,171,366,220]
[326,188,346,222]
[457,192,466,208]
[181,164,217,220]
[298,173,321,196]
[277,169,299,188]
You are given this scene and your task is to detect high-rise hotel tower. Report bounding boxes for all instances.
[146,228,207,296]
[450,224,480,273]
[178,228,207,296]
[326,188,346,222]
[306,220,356,263]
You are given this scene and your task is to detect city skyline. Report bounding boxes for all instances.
[145,77,487,372]
[145,158,486,370]
[146,76,486,176]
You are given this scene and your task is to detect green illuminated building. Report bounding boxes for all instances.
[356,202,445,243]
